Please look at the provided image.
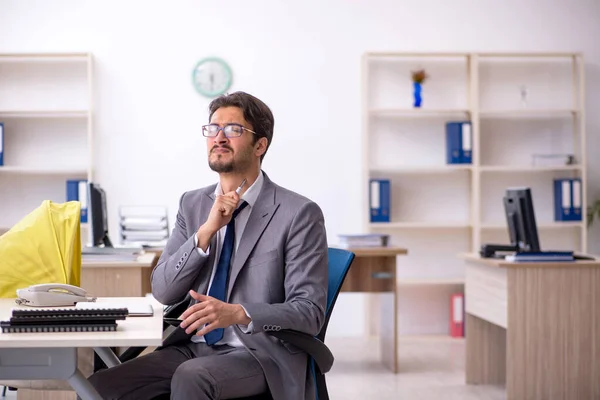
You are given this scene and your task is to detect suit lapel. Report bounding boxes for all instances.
[227,176,279,300]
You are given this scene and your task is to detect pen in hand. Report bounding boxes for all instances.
[235,179,247,195]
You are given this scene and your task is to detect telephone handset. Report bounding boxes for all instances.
[15,283,97,307]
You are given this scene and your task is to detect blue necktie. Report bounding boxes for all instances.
[204,201,248,345]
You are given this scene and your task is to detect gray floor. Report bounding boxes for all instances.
[2,336,506,399]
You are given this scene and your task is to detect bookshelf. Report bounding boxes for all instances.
[0,53,93,239]
[362,52,586,336]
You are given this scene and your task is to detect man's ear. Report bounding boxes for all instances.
[255,137,268,157]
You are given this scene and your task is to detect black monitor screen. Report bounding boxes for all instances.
[503,187,540,252]
[89,182,113,248]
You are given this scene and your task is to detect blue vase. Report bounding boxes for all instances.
[413,82,422,108]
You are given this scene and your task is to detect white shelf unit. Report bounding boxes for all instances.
[0,53,94,235]
[362,52,586,336]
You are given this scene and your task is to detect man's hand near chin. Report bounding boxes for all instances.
[179,290,251,336]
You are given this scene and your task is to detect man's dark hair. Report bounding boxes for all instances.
[208,91,274,163]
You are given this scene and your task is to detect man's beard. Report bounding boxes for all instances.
[209,156,234,173]
[208,146,253,173]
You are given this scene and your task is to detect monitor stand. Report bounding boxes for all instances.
[102,235,113,248]
[480,243,518,258]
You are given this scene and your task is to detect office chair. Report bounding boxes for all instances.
[117,247,355,400]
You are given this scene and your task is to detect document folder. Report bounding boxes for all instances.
[369,179,390,222]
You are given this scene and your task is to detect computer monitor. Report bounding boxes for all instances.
[503,187,541,252]
[89,182,113,248]
[480,186,542,258]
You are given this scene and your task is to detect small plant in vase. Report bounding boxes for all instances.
[411,69,428,108]
[588,199,600,228]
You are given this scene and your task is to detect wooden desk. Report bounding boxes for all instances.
[462,253,600,400]
[81,253,158,298]
[339,247,408,373]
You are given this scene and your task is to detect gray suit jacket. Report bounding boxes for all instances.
[151,171,328,400]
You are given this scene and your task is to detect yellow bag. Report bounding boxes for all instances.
[0,200,82,298]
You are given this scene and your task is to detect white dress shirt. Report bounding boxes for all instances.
[191,171,264,347]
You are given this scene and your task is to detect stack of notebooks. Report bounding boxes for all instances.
[337,234,389,248]
[120,206,170,247]
[82,246,143,262]
[0,308,128,333]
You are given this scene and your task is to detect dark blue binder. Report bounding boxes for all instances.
[0,122,4,166]
[571,178,582,221]
[66,179,88,223]
[369,179,390,222]
[554,178,573,221]
[446,121,472,164]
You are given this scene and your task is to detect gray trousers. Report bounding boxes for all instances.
[87,342,268,399]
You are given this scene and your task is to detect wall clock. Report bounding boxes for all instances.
[192,57,233,98]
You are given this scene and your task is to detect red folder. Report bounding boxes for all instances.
[450,293,464,337]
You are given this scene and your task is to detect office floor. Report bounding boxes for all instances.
[2,336,505,400]
[326,335,506,400]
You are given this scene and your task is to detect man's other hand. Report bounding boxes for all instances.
[179,290,251,336]
[196,191,240,251]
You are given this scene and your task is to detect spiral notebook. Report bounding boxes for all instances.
[1,308,128,333]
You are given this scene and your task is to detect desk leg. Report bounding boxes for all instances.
[465,313,506,385]
[94,347,121,368]
[67,369,102,400]
[379,290,397,373]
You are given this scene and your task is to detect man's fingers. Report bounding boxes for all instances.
[216,196,240,212]
[189,290,202,300]
[179,301,208,322]
[196,321,220,337]
[184,315,213,335]
[222,191,240,202]
[192,293,211,302]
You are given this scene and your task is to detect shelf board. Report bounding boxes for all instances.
[397,277,465,285]
[371,165,472,174]
[369,108,470,118]
[480,165,581,173]
[0,110,89,118]
[481,221,584,230]
[479,109,578,119]
[477,52,580,58]
[370,222,471,229]
[0,166,88,175]
[366,52,470,58]
[0,53,89,63]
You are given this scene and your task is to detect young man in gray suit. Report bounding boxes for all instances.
[88,91,329,400]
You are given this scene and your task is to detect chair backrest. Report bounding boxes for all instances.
[317,247,355,342]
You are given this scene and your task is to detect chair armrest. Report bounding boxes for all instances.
[118,299,190,364]
[267,330,334,373]
[164,300,189,319]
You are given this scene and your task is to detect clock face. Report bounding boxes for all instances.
[192,57,232,98]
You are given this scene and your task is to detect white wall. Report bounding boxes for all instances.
[1,0,600,337]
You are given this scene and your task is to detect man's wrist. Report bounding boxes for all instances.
[196,224,217,251]
[236,304,251,325]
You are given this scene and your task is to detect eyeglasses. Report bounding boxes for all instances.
[202,123,257,138]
